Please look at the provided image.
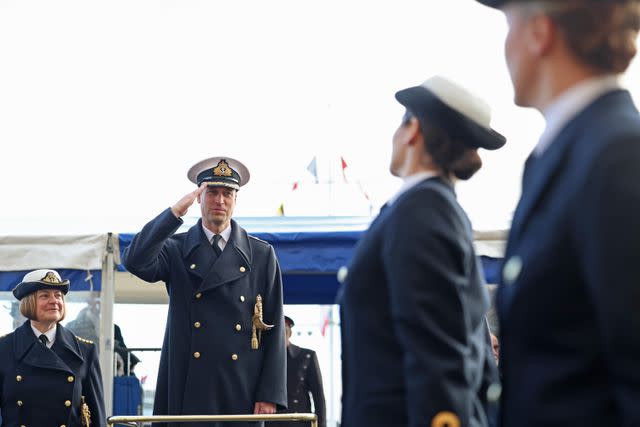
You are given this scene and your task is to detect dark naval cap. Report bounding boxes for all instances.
[475,0,514,7]
[187,156,250,190]
[13,269,70,300]
[284,316,295,327]
[395,75,506,150]
[475,0,623,9]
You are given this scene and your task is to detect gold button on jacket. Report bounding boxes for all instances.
[121,210,288,418]
[0,321,106,427]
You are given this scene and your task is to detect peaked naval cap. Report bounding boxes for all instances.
[187,156,250,190]
[13,269,70,300]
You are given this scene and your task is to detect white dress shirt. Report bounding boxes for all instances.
[535,75,622,156]
[31,322,57,348]
[201,223,232,252]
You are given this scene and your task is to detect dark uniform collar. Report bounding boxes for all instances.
[182,218,254,293]
[14,321,84,371]
[183,218,252,263]
[52,324,86,361]
[287,343,302,358]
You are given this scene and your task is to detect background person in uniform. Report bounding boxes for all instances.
[474,1,640,426]
[0,269,105,427]
[65,293,100,351]
[272,315,326,427]
[113,324,141,376]
[338,76,504,427]
[123,156,286,427]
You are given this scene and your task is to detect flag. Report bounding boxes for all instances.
[340,156,348,182]
[340,156,373,212]
[357,181,371,201]
[277,203,285,216]
[306,156,318,183]
[320,310,331,337]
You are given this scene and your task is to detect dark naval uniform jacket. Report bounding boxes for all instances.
[497,89,640,427]
[0,321,105,427]
[272,344,326,427]
[339,177,498,427]
[122,208,287,427]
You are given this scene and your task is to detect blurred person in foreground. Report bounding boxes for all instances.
[338,76,505,427]
[0,269,105,426]
[123,156,286,427]
[272,315,326,427]
[474,1,640,426]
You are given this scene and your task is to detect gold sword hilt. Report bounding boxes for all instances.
[81,396,91,426]
[251,294,274,349]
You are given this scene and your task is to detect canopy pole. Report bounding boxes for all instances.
[100,232,116,417]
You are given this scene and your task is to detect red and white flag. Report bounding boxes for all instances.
[341,156,348,183]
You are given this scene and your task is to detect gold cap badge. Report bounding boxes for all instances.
[42,271,62,284]
[213,160,233,177]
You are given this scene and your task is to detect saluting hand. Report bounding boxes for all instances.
[171,184,205,218]
[254,401,276,414]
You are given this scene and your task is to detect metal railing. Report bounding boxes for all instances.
[107,412,318,426]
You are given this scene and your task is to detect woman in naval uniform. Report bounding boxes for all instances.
[0,269,105,427]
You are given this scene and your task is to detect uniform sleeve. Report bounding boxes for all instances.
[254,245,287,408]
[122,208,183,283]
[306,351,327,427]
[384,189,475,426]
[83,343,106,427]
[575,136,640,424]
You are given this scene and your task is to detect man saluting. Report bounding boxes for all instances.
[123,156,286,427]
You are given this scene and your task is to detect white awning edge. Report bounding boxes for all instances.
[473,229,508,258]
[0,234,109,271]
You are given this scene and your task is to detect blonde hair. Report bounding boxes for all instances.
[19,291,66,322]
[532,0,640,73]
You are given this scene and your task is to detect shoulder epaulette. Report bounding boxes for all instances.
[75,336,94,344]
[248,235,269,245]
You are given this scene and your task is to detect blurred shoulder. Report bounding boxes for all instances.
[0,331,15,353]
[248,234,270,247]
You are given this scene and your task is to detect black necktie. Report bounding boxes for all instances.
[38,334,48,346]
[212,235,222,257]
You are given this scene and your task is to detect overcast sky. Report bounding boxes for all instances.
[1,0,639,234]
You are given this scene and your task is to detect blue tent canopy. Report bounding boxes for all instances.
[0,270,101,293]
[0,218,505,304]
[117,216,505,304]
